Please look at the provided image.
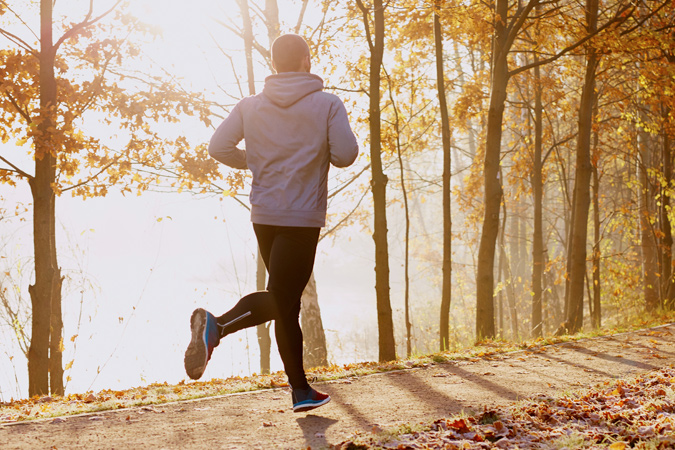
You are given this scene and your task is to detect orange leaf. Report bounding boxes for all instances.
[447,418,471,433]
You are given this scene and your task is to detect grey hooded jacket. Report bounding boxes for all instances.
[208,72,359,228]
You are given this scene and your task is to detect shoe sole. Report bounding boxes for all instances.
[184,308,208,380]
[293,395,331,413]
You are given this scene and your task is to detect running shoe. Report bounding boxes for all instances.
[184,308,220,380]
[292,386,331,413]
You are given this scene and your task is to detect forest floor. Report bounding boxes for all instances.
[1,323,675,449]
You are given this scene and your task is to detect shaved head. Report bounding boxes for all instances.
[271,34,311,73]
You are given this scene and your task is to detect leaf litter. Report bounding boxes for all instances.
[339,366,675,449]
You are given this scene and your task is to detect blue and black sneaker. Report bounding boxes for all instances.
[292,386,331,413]
[184,308,220,380]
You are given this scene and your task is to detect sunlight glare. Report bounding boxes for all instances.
[131,0,236,44]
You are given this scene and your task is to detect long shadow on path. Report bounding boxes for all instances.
[296,414,338,448]
[564,345,659,372]
[386,371,462,417]
[437,364,522,402]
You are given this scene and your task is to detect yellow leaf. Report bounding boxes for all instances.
[64,360,74,371]
[609,443,626,450]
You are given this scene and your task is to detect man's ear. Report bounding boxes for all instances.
[302,55,311,73]
[272,60,279,74]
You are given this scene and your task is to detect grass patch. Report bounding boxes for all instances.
[477,409,500,425]
[551,431,589,449]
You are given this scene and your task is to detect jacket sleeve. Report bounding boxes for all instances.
[208,102,248,170]
[327,99,359,168]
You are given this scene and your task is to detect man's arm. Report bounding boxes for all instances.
[327,100,359,168]
[208,103,248,170]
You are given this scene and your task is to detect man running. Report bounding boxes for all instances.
[184,34,358,413]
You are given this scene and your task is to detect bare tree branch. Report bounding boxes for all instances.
[620,0,671,36]
[294,0,310,34]
[320,186,369,242]
[354,0,375,53]
[207,31,246,102]
[328,163,371,200]
[326,85,369,96]
[4,92,32,124]
[0,27,37,54]
[509,3,634,78]
[60,158,120,193]
[0,0,39,52]
[0,0,38,40]
[542,132,577,164]
[504,0,540,59]
[213,18,272,63]
[0,155,33,180]
[54,0,123,51]
[307,1,330,44]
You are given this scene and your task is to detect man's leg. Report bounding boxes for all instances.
[255,224,319,390]
[214,224,279,335]
[258,225,329,412]
[186,291,275,380]
[185,225,279,380]
[184,224,321,392]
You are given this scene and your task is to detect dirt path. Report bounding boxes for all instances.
[2,323,675,449]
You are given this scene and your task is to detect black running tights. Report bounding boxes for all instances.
[215,224,320,390]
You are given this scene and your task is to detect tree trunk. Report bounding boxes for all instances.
[49,155,64,396]
[639,125,660,312]
[452,43,477,165]
[358,0,396,361]
[501,201,519,340]
[663,107,675,309]
[238,0,280,375]
[435,0,453,352]
[300,273,328,368]
[563,0,598,333]
[28,0,61,397]
[496,241,505,338]
[256,252,271,374]
[636,89,659,312]
[590,112,601,329]
[531,44,544,338]
[49,264,64,395]
[264,0,280,45]
[508,199,522,330]
[562,148,575,324]
[475,0,508,340]
[239,0,256,95]
[389,86,412,358]
[591,160,601,328]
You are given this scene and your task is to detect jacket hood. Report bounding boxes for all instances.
[262,72,324,108]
